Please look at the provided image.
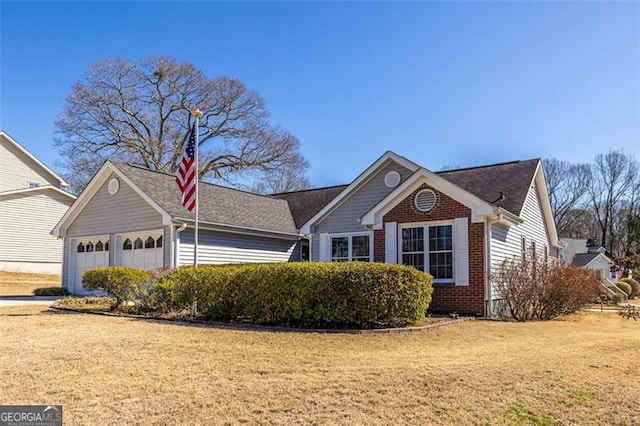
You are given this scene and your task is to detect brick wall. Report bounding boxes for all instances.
[374,183,486,315]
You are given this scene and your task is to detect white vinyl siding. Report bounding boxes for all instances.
[311,160,413,260]
[489,183,553,308]
[62,173,165,288]
[0,190,73,263]
[0,135,62,192]
[177,228,297,265]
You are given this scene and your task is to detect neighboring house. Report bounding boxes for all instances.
[0,131,76,274]
[560,238,616,283]
[54,151,561,317]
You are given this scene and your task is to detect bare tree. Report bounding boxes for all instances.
[543,158,591,237]
[55,56,309,192]
[587,150,639,256]
[250,161,312,194]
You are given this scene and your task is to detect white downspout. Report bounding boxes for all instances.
[485,216,500,318]
[174,223,188,268]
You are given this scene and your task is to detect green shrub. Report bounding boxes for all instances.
[160,262,432,328]
[82,267,153,310]
[33,287,70,296]
[607,291,627,305]
[615,281,633,297]
[620,277,639,298]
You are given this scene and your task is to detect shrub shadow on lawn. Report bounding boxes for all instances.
[50,304,461,335]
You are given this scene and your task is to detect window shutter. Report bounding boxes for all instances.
[319,233,331,262]
[385,222,397,264]
[453,218,469,286]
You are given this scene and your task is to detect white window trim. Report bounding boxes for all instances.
[329,231,374,262]
[398,220,455,284]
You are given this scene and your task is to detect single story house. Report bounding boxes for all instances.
[0,131,76,274]
[53,151,561,316]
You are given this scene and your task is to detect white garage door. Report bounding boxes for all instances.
[72,237,109,295]
[119,233,163,270]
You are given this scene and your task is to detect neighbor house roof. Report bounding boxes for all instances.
[113,163,299,236]
[0,131,70,188]
[437,159,540,216]
[571,252,613,268]
[271,185,349,228]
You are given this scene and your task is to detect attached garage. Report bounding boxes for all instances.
[71,236,109,295]
[118,231,164,270]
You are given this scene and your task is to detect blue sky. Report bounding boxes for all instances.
[1,1,638,188]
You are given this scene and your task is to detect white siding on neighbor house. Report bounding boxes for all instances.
[0,190,73,263]
[489,183,552,304]
[311,161,414,261]
[0,136,62,192]
[62,172,164,289]
[177,228,297,266]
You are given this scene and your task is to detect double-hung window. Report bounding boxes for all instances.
[330,233,371,262]
[401,223,453,282]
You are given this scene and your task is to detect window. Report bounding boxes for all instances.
[330,234,371,262]
[95,241,104,252]
[77,243,85,253]
[134,238,144,250]
[401,224,453,281]
[105,241,109,251]
[145,237,155,249]
[28,181,40,188]
[156,236,163,248]
[122,239,132,250]
[86,242,94,252]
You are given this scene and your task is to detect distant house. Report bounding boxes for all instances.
[54,151,561,316]
[561,238,616,283]
[0,131,76,274]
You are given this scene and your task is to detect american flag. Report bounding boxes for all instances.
[176,124,197,212]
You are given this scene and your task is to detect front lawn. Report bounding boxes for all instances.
[0,306,638,424]
[0,270,61,295]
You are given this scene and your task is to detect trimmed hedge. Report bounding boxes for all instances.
[615,281,633,297]
[83,267,153,310]
[620,277,639,298]
[33,287,70,296]
[160,262,433,328]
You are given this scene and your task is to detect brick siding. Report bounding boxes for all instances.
[374,183,486,316]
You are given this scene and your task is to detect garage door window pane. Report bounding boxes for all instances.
[123,239,132,250]
[145,237,155,249]
[156,236,163,248]
[134,238,143,250]
[77,243,85,253]
[86,242,94,252]
[105,241,109,251]
[95,241,104,252]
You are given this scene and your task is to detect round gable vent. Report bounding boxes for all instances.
[108,178,120,195]
[384,171,401,188]
[414,189,437,212]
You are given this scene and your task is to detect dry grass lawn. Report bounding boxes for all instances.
[0,270,61,295]
[0,305,638,425]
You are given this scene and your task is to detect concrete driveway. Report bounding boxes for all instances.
[0,296,62,307]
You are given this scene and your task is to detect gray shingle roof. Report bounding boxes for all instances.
[571,253,600,267]
[437,159,540,216]
[113,163,299,235]
[271,185,349,228]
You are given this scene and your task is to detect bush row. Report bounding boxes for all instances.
[619,277,639,298]
[82,262,433,329]
[160,262,433,328]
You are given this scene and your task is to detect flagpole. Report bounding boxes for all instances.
[192,108,203,268]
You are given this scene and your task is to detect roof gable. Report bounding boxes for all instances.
[299,151,420,233]
[0,131,69,188]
